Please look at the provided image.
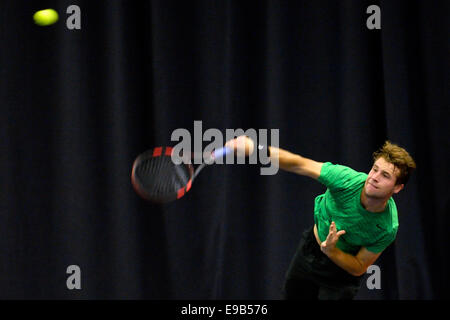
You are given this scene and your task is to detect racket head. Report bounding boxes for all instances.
[131,147,194,203]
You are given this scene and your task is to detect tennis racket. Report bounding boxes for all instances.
[131,146,232,203]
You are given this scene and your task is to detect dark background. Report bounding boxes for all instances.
[0,0,448,299]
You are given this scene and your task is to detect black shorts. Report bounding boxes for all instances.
[283,226,363,300]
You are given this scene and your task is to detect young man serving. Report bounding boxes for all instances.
[225,136,416,300]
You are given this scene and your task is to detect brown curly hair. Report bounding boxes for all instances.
[372,141,416,185]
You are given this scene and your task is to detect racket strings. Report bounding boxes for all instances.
[135,155,190,198]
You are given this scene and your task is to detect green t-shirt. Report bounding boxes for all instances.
[314,162,398,255]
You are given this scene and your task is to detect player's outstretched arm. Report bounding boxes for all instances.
[268,146,323,179]
[225,136,323,180]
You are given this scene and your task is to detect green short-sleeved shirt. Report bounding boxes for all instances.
[314,162,398,255]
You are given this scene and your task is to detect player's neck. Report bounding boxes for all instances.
[360,190,388,213]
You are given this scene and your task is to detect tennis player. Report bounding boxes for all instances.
[225,136,416,300]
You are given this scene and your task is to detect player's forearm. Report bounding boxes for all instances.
[267,147,311,175]
[324,248,366,277]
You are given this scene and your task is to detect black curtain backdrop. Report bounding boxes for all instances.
[0,0,448,300]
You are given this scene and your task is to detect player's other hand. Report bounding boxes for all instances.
[225,135,254,156]
[321,221,346,255]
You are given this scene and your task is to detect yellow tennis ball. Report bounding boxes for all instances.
[33,9,59,26]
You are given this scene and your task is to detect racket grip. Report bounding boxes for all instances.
[212,146,232,159]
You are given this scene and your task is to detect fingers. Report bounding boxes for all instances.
[224,139,235,149]
[329,221,336,233]
[328,222,345,237]
[225,136,245,149]
[323,222,345,255]
[226,136,254,156]
[336,230,346,237]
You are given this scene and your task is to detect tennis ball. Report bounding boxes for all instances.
[33,9,59,26]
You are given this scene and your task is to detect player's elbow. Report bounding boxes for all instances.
[351,264,368,277]
[278,154,303,173]
[291,156,307,174]
[351,269,367,277]
[294,157,322,180]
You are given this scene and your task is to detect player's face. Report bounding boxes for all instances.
[364,157,404,199]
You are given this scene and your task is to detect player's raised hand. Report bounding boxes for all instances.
[224,135,254,156]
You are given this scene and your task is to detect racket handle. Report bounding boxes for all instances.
[194,147,231,178]
[212,146,232,159]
